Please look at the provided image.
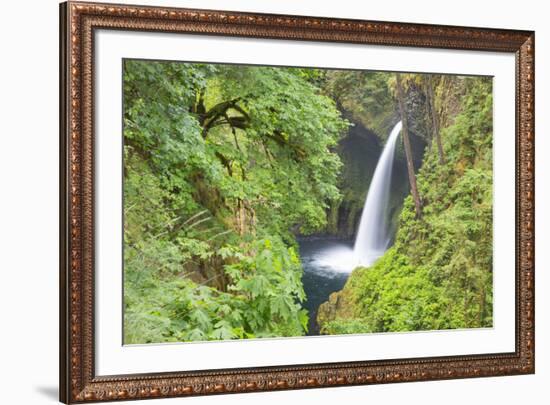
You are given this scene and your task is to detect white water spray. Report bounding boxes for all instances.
[353,121,402,266]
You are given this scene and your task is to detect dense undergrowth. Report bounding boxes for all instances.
[123,61,347,343]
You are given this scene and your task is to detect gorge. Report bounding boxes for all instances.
[122,60,494,343]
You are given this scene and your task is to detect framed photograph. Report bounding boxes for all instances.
[60,1,535,402]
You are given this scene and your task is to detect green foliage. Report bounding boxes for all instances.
[223,238,309,337]
[208,64,348,236]
[125,235,307,343]
[123,60,347,343]
[319,77,494,334]
[123,58,494,341]
[325,71,395,137]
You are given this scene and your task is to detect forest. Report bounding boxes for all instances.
[122,59,493,344]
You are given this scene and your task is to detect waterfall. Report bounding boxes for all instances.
[353,121,402,266]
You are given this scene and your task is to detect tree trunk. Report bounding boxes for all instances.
[395,73,422,218]
[427,76,445,164]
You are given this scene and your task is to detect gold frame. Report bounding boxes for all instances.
[60,1,535,402]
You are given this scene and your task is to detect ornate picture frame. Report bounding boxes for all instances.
[60,1,535,403]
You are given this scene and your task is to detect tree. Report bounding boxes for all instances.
[324,70,395,137]
[395,73,422,217]
[122,60,349,342]
[426,75,445,164]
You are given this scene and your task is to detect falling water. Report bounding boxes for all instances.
[298,121,402,280]
[353,121,402,266]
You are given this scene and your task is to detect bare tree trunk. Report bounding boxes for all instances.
[427,76,445,164]
[395,73,422,218]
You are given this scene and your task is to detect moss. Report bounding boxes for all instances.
[318,77,494,334]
